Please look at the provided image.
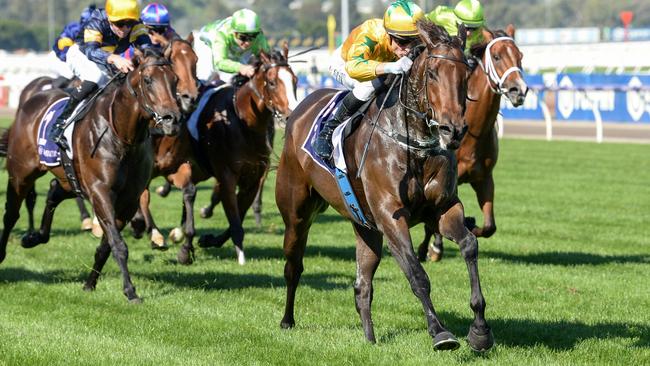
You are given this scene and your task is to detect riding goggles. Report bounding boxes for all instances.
[113,19,138,28]
[236,32,259,42]
[390,34,418,47]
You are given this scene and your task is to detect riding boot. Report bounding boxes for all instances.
[313,92,365,160]
[49,80,98,151]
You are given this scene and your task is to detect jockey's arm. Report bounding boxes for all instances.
[343,35,383,82]
[210,32,242,74]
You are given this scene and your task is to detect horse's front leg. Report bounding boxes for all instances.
[135,188,167,250]
[417,224,444,262]
[90,193,140,303]
[21,179,75,248]
[172,164,197,265]
[352,224,382,343]
[470,176,496,238]
[380,215,460,350]
[439,199,493,352]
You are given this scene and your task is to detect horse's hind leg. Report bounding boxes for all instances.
[25,187,36,232]
[176,181,197,265]
[76,197,93,231]
[1,180,32,263]
[469,177,496,238]
[439,200,493,352]
[352,224,382,343]
[22,178,74,248]
[199,180,220,219]
[137,188,167,250]
[252,185,263,228]
[417,224,444,262]
[83,235,111,291]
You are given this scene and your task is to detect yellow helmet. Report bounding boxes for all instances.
[383,0,424,37]
[105,0,140,22]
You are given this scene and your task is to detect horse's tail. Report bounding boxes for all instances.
[0,128,9,157]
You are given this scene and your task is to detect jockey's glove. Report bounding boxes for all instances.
[384,56,413,75]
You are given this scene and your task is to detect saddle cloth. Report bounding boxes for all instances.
[37,97,76,166]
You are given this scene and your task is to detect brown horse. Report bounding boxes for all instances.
[16,76,94,232]
[0,48,181,302]
[190,46,298,265]
[275,21,493,351]
[418,25,528,262]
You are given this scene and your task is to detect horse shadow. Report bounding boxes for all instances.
[379,311,650,350]
[0,267,86,284]
[137,270,353,292]
[482,249,650,266]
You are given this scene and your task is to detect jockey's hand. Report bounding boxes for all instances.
[107,54,134,73]
[383,56,413,75]
[239,64,256,78]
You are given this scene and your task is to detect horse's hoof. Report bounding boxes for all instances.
[155,185,170,197]
[169,227,185,244]
[199,207,213,219]
[433,331,460,351]
[280,318,295,329]
[82,283,96,292]
[428,244,443,262]
[177,247,194,265]
[467,326,494,352]
[130,219,146,239]
[236,247,246,265]
[128,297,143,304]
[80,218,93,231]
[91,217,103,238]
[21,232,45,249]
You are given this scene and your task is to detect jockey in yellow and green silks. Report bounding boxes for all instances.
[427,0,485,56]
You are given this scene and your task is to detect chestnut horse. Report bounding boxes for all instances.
[418,26,528,262]
[138,46,297,265]
[0,48,181,302]
[276,21,493,351]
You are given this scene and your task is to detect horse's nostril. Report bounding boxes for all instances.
[439,125,453,135]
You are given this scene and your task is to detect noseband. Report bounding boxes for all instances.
[475,37,523,95]
[126,58,173,127]
[246,61,293,120]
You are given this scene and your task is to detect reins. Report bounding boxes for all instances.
[126,58,173,128]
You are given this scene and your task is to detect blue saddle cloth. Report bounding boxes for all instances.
[37,97,70,166]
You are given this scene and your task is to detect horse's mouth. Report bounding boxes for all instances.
[439,123,466,150]
[507,85,528,107]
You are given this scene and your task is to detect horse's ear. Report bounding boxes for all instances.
[260,51,271,64]
[282,41,289,60]
[163,43,172,59]
[456,23,467,50]
[132,47,144,67]
[417,19,435,52]
[506,24,516,39]
[186,32,194,44]
[481,27,493,42]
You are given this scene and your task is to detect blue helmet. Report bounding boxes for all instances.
[140,3,170,26]
[79,4,96,25]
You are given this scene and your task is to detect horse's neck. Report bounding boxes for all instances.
[110,82,148,145]
[466,55,502,139]
[235,81,272,134]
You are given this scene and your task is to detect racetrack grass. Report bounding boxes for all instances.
[0,116,649,365]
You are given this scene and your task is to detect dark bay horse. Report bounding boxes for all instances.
[276,21,493,351]
[16,76,94,232]
[418,25,528,262]
[191,46,298,265]
[0,48,181,302]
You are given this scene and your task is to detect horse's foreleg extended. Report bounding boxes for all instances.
[470,176,496,238]
[1,180,32,263]
[91,197,139,303]
[21,179,74,248]
[382,217,459,350]
[352,224,382,343]
[176,181,197,265]
[439,200,493,352]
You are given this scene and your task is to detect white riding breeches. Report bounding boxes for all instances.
[48,51,74,79]
[328,46,381,102]
[66,44,109,86]
[194,34,214,82]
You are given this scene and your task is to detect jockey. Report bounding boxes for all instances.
[313,0,423,160]
[140,3,179,45]
[427,0,485,56]
[50,5,96,80]
[195,8,270,83]
[49,0,152,151]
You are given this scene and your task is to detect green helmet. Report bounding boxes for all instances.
[231,8,261,33]
[453,0,484,28]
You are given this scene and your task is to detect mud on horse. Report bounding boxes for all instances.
[418,25,528,262]
[0,48,181,302]
[276,20,494,351]
[193,45,298,265]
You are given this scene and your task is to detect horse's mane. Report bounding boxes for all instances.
[469,28,509,59]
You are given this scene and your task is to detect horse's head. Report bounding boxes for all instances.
[474,25,528,107]
[411,20,470,150]
[131,47,181,135]
[163,33,199,113]
[251,44,299,122]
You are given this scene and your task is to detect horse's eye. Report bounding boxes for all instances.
[268,80,276,88]
[144,76,153,85]
[493,54,501,61]
[427,69,436,79]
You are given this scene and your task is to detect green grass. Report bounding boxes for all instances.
[0,116,649,365]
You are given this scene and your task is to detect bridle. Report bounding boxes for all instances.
[475,36,523,95]
[245,60,295,120]
[126,57,174,128]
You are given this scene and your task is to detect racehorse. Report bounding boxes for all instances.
[275,21,493,351]
[0,48,181,302]
[190,45,298,265]
[417,25,528,262]
[17,76,94,232]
